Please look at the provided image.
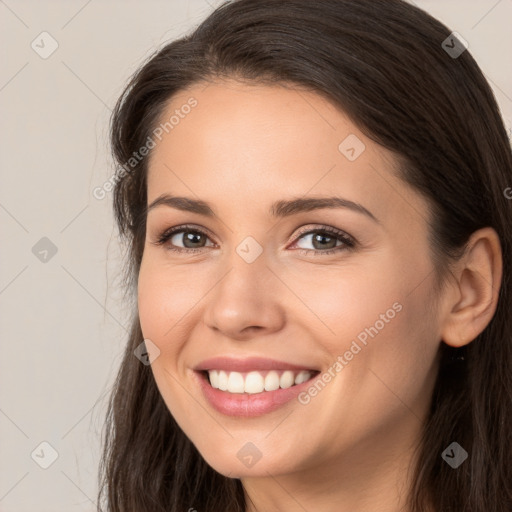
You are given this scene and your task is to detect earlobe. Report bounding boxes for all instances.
[440,227,503,348]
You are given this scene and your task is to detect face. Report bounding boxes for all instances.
[137,79,443,480]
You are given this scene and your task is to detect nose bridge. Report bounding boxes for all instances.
[203,239,285,339]
[217,240,271,310]
[218,218,272,292]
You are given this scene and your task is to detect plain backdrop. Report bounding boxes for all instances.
[0,1,511,510]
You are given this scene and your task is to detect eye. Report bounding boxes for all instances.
[152,224,215,254]
[289,225,356,256]
[151,224,356,256]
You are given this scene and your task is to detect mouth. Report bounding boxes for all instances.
[193,368,321,417]
[201,369,321,394]
[192,356,322,416]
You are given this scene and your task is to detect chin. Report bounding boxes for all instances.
[196,442,297,479]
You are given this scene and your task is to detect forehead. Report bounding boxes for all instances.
[145,80,426,228]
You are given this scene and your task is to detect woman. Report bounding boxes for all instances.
[98,0,512,510]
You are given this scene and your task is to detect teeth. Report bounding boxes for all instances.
[218,370,228,391]
[227,371,245,393]
[245,371,265,394]
[264,371,280,391]
[209,369,219,388]
[206,369,314,394]
[280,370,295,389]
[294,371,310,385]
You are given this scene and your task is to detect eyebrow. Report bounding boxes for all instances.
[146,194,380,223]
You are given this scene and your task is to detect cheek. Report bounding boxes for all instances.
[341,277,439,426]
[303,290,437,452]
[300,254,438,394]
[137,262,197,415]
[137,263,168,341]
[137,259,202,345]
[284,260,406,358]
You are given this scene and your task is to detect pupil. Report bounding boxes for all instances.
[184,232,203,248]
[313,233,335,249]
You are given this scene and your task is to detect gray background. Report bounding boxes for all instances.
[1,1,511,510]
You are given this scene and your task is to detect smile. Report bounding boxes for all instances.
[193,367,321,417]
[205,369,316,394]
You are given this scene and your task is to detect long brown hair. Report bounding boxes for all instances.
[98,1,512,510]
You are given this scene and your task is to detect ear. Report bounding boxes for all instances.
[440,227,503,348]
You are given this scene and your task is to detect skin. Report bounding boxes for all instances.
[137,79,502,512]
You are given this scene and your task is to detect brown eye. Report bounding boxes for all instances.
[171,230,209,249]
[153,225,215,253]
[290,226,356,256]
[297,232,339,250]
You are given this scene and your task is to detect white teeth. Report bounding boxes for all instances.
[209,369,219,388]
[218,370,228,391]
[245,371,265,394]
[264,371,280,391]
[279,370,295,389]
[206,369,314,393]
[227,371,245,393]
[294,370,311,385]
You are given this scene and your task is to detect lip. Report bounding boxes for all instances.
[193,356,319,372]
[192,367,320,417]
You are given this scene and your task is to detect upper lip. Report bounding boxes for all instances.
[194,356,319,372]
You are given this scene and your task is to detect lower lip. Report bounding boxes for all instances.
[193,370,318,417]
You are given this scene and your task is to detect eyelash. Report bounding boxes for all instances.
[152,224,356,256]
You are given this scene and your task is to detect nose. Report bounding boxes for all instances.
[202,253,286,341]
